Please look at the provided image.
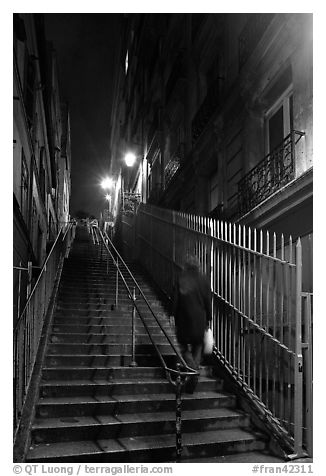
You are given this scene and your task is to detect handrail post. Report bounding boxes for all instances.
[115,258,119,308]
[130,287,138,367]
[175,362,182,462]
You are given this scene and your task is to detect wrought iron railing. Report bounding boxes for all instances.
[238,131,305,216]
[164,143,184,188]
[13,222,75,433]
[192,82,220,144]
[122,191,141,215]
[239,13,275,70]
[129,203,312,458]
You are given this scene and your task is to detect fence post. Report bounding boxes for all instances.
[290,238,304,458]
[303,293,313,456]
[175,362,182,462]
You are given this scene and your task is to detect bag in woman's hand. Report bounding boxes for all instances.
[203,327,214,355]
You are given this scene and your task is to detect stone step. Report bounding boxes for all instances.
[39,376,223,398]
[45,353,178,368]
[31,408,250,444]
[42,366,166,381]
[55,305,166,315]
[55,306,165,316]
[57,292,157,303]
[47,342,175,355]
[49,333,177,344]
[27,428,267,462]
[51,325,174,336]
[35,391,235,418]
[52,316,169,327]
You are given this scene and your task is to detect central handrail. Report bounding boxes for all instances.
[97,228,198,380]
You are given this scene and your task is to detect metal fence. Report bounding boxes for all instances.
[131,203,312,457]
[13,222,75,432]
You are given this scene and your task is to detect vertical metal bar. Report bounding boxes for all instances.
[130,287,137,367]
[209,219,214,339]
[279,233,285,425]
[242,225,246,384]
[259,230,263,400]
[220,221,224,357]
[175,363,182,462]
[224,222,228,304]
[265,231,270,408]
[238,224,242,376]
[232,224,237,370]
[272,233,277,415]
[228,223,232,306]
[303,293,313,456]
[293,238,303,456]
[217,220,220,297]
[286,236,293,432]
[115,259,119,308]
[253,228,257,395]
[224,222,227,358]
[248,227,251,320]
[248,227,252,389]
[228,223,232,365]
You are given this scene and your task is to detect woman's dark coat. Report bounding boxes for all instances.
[172,268,212,345]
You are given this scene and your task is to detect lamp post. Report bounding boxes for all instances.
[100,177,114,228]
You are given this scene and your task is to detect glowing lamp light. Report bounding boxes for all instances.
[101,177,113,189]
[124,152,136,167]
[105,194,111,201]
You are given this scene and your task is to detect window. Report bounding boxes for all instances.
[264,87,294,187]
[265,87,293,153]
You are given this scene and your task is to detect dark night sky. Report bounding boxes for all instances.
[44,13,122,218]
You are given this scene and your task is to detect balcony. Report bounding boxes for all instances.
[191,82,220,145]
[122,191,141,215]
[164,143,184,189]
[238,14,275,70]
[237,131,305,216]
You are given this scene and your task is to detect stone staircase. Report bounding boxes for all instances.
[26,224,271,462]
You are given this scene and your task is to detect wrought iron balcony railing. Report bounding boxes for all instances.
[122,191,141,215]
[164,158,180,188]
[164,143,184,189]
[237,130,305,216]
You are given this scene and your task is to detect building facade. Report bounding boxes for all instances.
[109,13,312,290]
[13,13,72,324]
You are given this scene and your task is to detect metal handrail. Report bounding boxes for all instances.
[97,228,198,380]
[14,222,73,335]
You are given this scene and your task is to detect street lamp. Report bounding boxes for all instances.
[124,152,137,167]
[101,177,113,189]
